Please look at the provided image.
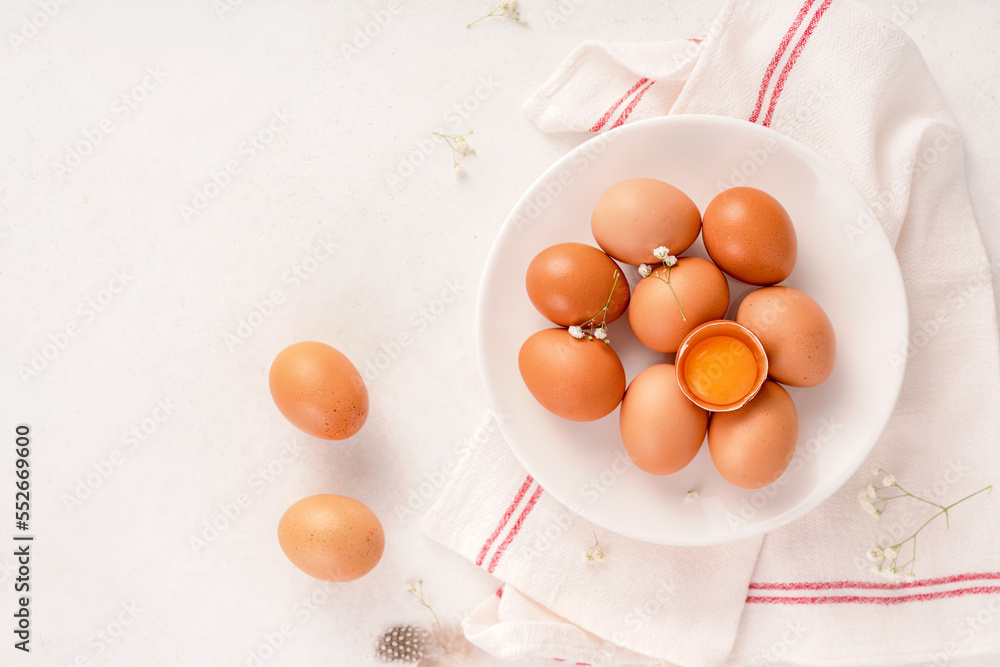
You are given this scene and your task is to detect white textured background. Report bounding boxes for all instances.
[0,1,997,666]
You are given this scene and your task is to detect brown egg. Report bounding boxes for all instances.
[518,328,626,421]
[525,243,630,327]
[736,286,836,387]
[708,380,799,489]
[619,364,708,475]
[277,494,385,582]
[591,178,702,265]
[269,342,369,440]
[627,257,730,353]
[702,187,797,285]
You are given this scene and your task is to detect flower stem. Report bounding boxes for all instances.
[656,264,686,321]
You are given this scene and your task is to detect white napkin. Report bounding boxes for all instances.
[423,1,1000,665]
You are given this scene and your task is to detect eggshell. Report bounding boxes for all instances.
[736,286,836,387]
[269,342,369,440]
[277,494,384,582]
[627,257,730,353]
[591,178,702,265]
[525,243,630,327]
[675,320,768,412]
[619,364,708,475]
[702,187,797,285]
[518,328,626,421]
[708,380,799,489]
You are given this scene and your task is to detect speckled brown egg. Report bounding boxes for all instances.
[591,178,702,265]
[619,364,708,475]
[518,328,626,421]
[708,380,799,489]
[277,494,384,582]
[627,257,730,353]
[736,286,836,387]
[702,187,797,285]
[525,243,630,327]
[269,342,368,440]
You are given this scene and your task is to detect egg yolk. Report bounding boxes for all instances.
[684,336,758,405]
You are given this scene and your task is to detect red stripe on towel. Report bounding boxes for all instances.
[749,572,1000,591]
[609,80,656,129]
[488,485,544,573]
[749,0,817,123]
[475,475,534,567]
[762,0,835,127]
[590,78,649,132]
[747,585,1000,605]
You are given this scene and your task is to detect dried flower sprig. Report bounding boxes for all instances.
[466,2,521,28]
[569,269,621,344]
[405,579,440,626]
[584,530,605,562]
[859,466,992,583]
[432,131,474,169]
[639,246,685,321]
[379,581,474,665]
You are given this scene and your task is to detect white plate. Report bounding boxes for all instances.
[477,115,908,546]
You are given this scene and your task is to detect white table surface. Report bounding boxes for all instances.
[2,1,997,666]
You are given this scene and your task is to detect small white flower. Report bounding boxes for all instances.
[858,497,879,519]
[870,564,882,576]
[883,547,898,561]
[882,475,896,487]
[865,484,877,500]
[594,327,607,340]
[871,464,882,475]
[568,326,584,339]
[684,491,699,503]
[882,567,902,584]
[866,548,882,562]
[638,264,652,278]
[665,255,678,267]
[653,246,669,260]
[906,572,916,582]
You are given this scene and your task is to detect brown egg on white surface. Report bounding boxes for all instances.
[619,364,708,475]
[269,342,369,440]
[277,494,385,582]
[627,257,730,354]
[702,187,797,285]
[591,178,702,265]
[518,328,626,422]
[708,380,799,489]
[736,286,836,387]
[525,242,630,328]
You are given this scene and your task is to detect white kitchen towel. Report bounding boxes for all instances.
[423,0,1000,665]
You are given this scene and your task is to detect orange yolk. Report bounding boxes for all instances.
[684,336,757,405]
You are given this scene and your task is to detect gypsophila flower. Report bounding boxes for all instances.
[685,491,699,503]
[882,567,902,584]
[567,270,621,344]
[584,530,605,562]
[871,464,882,475]
[647,248,686,320]
[858,497,879,518]
[860,467,992,586]
[870,565,882,576]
